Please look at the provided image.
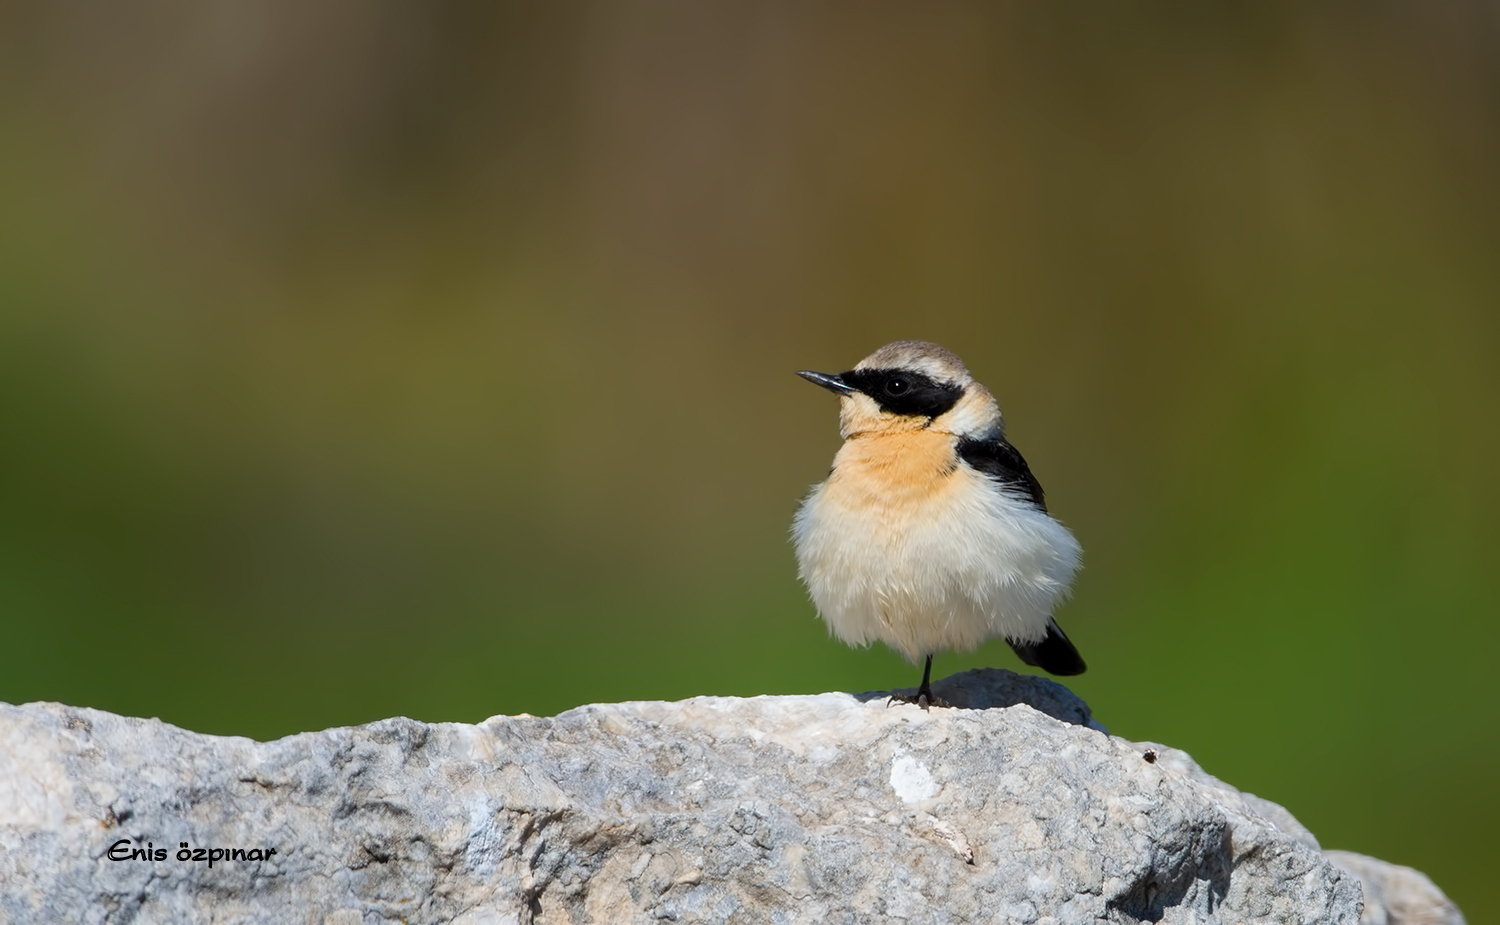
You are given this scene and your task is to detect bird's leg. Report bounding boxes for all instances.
[917,654,935,706]
[886,654,949,710]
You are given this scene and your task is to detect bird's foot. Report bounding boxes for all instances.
[886,686,949,711]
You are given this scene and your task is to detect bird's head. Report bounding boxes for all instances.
[797,340,1004,440]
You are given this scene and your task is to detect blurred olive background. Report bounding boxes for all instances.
[2,2,1496,912]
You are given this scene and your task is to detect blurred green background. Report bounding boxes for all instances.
[2,3,1495,913]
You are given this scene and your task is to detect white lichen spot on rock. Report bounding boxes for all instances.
[890,754,938,803]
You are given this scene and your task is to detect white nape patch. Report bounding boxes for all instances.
[890,755,938,804]
[936,383,1003,441]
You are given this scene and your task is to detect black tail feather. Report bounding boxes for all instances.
[1009,621,1086,676]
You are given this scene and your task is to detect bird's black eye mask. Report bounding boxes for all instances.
[841,368,963,419]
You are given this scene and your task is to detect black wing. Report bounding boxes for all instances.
[959,437,1083,676]
[955,435,1047,511]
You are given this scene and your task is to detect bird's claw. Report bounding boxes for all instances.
[886,689,949,711]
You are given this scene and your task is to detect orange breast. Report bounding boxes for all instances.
[825,429,960,513]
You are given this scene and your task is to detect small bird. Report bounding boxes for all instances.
[792,340,1084,708]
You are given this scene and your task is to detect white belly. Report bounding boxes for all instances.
[792,446,1081,665]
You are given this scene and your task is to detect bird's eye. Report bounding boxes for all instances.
[885,377,909,395]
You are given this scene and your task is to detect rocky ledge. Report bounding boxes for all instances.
[0,669,1464,924]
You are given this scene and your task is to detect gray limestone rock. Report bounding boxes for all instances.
[1324,851,1466,925]
[0,669,1462,924]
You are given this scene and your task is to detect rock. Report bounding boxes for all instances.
[1325,851,1466,925]
[0,668,1460,924]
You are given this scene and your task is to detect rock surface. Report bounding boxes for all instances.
[0,669,1463,924]
[1324,851,1465,925]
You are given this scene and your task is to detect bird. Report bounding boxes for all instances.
[791,339,1084,708]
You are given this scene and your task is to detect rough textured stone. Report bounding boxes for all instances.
[1325,851,1466,925]
[0,669,1461,923]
